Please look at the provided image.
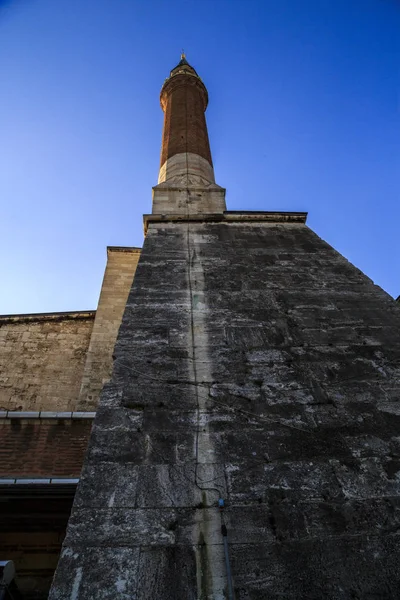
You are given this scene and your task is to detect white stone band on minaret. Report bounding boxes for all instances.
[158,152,215,185]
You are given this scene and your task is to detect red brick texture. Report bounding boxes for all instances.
[160,74,213,168]
[0,420,92,477]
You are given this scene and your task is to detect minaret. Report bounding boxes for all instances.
[158,53,214,184]
[152,54,226,214]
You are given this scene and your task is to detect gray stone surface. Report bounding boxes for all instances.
[50,220,400,598]
[49,547,140,599]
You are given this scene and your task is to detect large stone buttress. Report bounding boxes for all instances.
[49,57,400,600]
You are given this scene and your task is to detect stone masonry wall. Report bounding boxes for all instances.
[50,220,400,600]
[78,247,140,410]
[0,313,94,412]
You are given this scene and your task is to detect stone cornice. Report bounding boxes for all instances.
[106,246,141,255]
[143,210,307,234]
[0,310,96,325]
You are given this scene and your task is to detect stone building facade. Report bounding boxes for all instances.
[2,56,400,599]
[0,247,139,598]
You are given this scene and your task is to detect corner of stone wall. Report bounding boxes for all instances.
[77,247,141,410]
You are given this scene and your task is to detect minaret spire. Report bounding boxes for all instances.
[153,55,226,215]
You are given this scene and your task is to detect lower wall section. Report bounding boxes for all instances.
[49,219,400,599]
[0,419,92,478]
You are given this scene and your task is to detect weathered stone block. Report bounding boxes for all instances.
[49,547,140,600]
[136,546,197,600]
[74,462,139,508]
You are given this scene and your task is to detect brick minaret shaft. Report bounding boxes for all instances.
[153,55,226,214]
[159,54,213,183]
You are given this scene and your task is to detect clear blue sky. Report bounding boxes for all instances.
[0,0,399,314]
